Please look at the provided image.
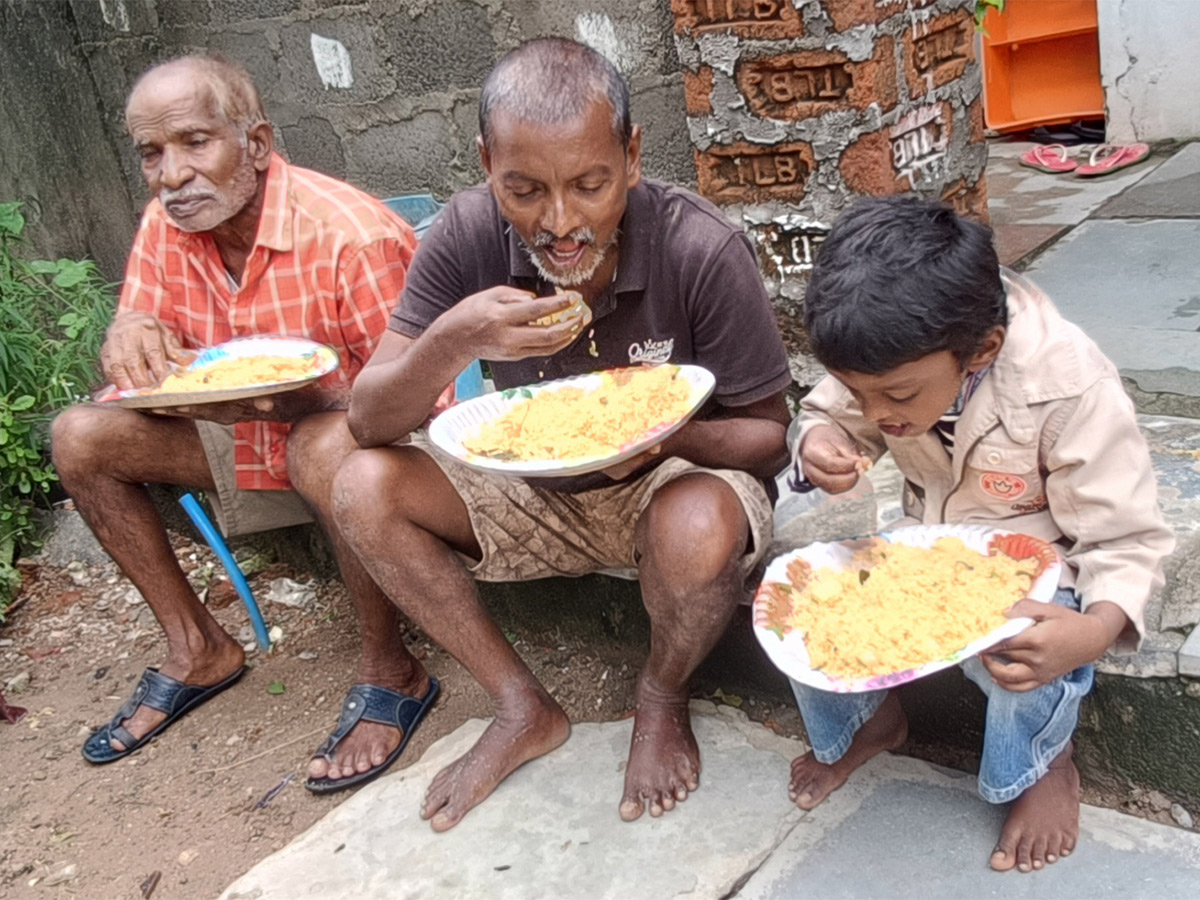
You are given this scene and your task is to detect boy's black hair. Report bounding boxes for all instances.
[803,195,1006,375]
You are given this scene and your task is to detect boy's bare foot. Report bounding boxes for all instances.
[619,684,700,821]
[421,688,569,832]
[788,691,907,810]
[990,742,1080,873]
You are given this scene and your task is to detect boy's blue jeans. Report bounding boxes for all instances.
[788,588,1093,804]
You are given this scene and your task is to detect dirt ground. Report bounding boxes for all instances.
[0,531,812,900]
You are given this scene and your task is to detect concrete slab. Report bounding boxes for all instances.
[991,223,1067,267]
[222,708,1200,900]
[986,141,1161,227]
[738,753,1200,900]
[1096,142,1200,219]
[1179,626,1200,677]
[220,704,805,900]
[1022,219,1200,397]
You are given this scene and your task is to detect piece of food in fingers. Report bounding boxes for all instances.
[531,290,592,329]
[855,457,873,474]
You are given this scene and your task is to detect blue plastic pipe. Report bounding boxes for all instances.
[179,493,272,650]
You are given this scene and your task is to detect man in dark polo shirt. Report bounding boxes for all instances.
[331,37,793,830]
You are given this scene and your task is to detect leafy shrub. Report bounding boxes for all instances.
[0,202,115,618]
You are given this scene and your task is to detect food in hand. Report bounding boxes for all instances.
[463,364,694,463]
[531,290,591,328]
[760,536,1047,681]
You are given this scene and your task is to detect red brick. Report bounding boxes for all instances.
[671,0,804,40]
[695,141,815,204]
[840,101,954,193]
[684,67,715,117]
[822,0,881,32]
[737,36,898,121]
[903,9,975,100]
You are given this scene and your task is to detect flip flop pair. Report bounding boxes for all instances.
[305,678,440,794]
[82,666,246,763]
[1019,143,1150,177]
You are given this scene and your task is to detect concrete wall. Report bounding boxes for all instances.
[1098,0,1200,144]
[1,0,694,280]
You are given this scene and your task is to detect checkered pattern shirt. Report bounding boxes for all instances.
[117,154,416,490]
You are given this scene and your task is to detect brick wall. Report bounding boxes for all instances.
[673,0,989,382]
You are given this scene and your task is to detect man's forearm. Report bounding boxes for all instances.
[349,324,472,447]
[661,417,789,478]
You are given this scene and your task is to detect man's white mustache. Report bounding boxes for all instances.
[532,228,595,248]
[161,189,216,205]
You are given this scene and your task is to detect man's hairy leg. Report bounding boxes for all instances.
[51,405,245,749]
[620,474,746,822]
[286,413,431,781]
[332,447,569,830]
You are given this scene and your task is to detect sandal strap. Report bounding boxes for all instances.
[311,682,434,762]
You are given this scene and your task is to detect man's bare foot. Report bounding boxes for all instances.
[421,688,569,832]
[788,691,907,810]
[111,636,245,751]
[990,743,1080,873]
[619,682,700,821]
[307,669,432,782]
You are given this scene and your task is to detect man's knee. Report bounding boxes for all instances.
[331,448,397,535]
[50,405,109,479]
[639,475,748,586]
[286,411,354,501]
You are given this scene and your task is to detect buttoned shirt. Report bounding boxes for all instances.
[118,153,415,490]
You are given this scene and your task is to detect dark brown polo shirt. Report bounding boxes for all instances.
[390,178,792,491]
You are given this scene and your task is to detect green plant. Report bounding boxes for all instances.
[974,0,1005,34]
[0,202,115,618]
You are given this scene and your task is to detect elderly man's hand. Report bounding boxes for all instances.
[447,286,585,362]
[101,312,193,390]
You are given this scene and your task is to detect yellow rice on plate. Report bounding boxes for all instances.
[150,355,319,394]
[782,537,1039,680]
[463,364,695,463]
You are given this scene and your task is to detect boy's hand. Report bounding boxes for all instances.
[981,600,1128,691]
[800,424,871,494]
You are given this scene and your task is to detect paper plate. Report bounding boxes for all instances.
[427,364,715,477]
[94,336,340,409]
[752,524,1062,693]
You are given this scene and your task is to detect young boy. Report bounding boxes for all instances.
[787,197,1173,873]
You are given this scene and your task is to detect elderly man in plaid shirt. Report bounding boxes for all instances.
[52,56,435,783]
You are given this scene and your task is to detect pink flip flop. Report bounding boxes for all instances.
[1075,143,1151,177]
[1019,144,1077,174]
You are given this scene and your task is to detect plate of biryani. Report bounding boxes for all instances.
[752,524,1062,693]
[428,363,715,477]
[95,336,339,408]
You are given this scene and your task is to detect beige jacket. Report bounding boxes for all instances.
[793,271,1174,651]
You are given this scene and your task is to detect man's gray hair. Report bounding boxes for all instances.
[126,55,267,134]
[479,38,631,152]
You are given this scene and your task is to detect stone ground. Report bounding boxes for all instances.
[221,705,1200,900]
[4,138,1200,899]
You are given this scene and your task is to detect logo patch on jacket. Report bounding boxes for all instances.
[1011,493,1049,514]
[980,472,1027,500]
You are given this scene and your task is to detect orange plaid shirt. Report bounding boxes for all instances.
[118,153,415,490]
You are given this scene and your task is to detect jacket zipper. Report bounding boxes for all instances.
[939,431,987,522]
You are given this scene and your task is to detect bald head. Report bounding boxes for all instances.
[126,56,267,135]
[478,38,631,154]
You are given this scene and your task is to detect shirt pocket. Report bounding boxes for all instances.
[966,439,1043,507]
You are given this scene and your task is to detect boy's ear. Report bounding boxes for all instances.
[967,325,1006,372]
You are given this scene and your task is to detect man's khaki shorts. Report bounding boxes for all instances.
[194,421,314,537]
[407,435,774,584]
